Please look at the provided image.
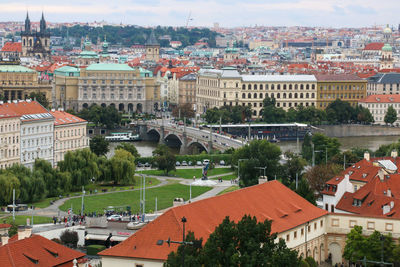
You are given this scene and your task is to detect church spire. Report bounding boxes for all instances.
[25,11,31,33]
[40,11,46,33]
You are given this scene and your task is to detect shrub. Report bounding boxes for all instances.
[305,256,317,267]
[60,229,79,248]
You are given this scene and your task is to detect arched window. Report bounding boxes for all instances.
[266,84,269,90]
[289,93,292,98]
[283,93,286,98]
[254,93,257,98]
[242,93,246,98]
[283,84,287,90]
[271,84,274,90]
[260,84,263,90]
[295,84,298,89]
[312,84,315,89]
[277,93,280,98]
[242,84,246,89]
[311,93,315,98]
[254,84,258,90]
[300,84,304,90]
[306,84,310,89]
[248,84,252,90]
[306,93,309,98]
[300,93,303,98]
[271,93,274,98]
[259,93,263,99]
[289,84,292,90]
[248,93,251,98]
[277,84,281,90]
[294,93,298,98]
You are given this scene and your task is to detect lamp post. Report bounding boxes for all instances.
[255,166,267,178]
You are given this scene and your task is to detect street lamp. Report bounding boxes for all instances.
[157,217,201,267]
[255,166,267,179]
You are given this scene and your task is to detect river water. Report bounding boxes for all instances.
[107,135,400,158]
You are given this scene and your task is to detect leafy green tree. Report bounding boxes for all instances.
[33,159,59,197]
[58,149,100,190]
[232,140,281,187]
[172,103,195,119]
[289,178,316,205]
[282,151,307,184]
[326,99,356,123]
[384,105,397,125]
[110,149,136,185]
[355,105,374,124]
[116,143,140,158]
[261,96,287,123]
[343,225,367,263]
[0,173,20,205]
[330,150,360,168]
[165,232,203,267]
[302,133,341,165]
[29,92,49,109]
[201,215,299,266]
[153,144,176,174]
[90,135,110,156]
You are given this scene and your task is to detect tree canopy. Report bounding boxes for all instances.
[116,143,140,158]
[165,215,300,267]
[153,144,176,174]
[90,135,110,156]
[384,105,397,125]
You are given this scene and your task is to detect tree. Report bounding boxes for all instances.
[261,96,286,123]
[60,230,79,248]
[302,133,341,165]
[305,164,342,193]
[116,143,140,158]
[172,103,195,119]
[110,149,136,185]
[326,99,356,124]
[90,135,110,156]
[355,105,374,124]
[232,140,281,187]
[166,215,299,266]
[289,178,316,205]
[384,105,397,125]
[0,173,20,205]
[29,92,49,109]
[165,232,203,267]
[153,144,176,174]
[282,151,307,184]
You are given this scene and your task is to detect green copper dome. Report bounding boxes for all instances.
[382,43,392,52]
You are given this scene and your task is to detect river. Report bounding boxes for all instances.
[106,135,400,158]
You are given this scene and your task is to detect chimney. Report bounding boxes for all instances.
[378,169,385,181]
[17,225,30,240]
[0,101,3,105]
[51,108,55,112]
[1,233,9,246]
[258,176,268,184]
[387,188,392,197]
[391,150,398,158]
[364,151,370,161]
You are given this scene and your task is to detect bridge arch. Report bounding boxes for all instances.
[187,141,208,154]
[164,133,183,149]
[147,128,161,142]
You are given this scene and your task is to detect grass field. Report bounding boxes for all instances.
[59,183,212,214]
[138,167,233,179]
[212,173,238,181]
[28,177,160,209]
[217,186,240,195]
[0,215,52,225]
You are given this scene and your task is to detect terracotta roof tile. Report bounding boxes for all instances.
[50,111,86,126]
[1,42,22,53]
[100,181,327,261]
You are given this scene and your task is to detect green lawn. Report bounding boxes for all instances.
[1,215,52,225]
[217,186,240,195]
[138,167,233,179]
[59,183,212,214]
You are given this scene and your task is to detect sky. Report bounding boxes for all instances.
[0,0,398,28]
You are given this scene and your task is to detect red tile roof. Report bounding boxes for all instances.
[359,94,400,103]
[1,42,22,53]
[100,181,327,261]
[315,73,364,81]
[0,224,11,229]
[1,101,50,118]
[50,111,86,126]
[0,234,85,267]
[363,42,384,51]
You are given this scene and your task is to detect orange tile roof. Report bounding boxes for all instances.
[1,42,22,53]
[50,110,86,126]
[0,234,85,267]
[100,181,328,261]
[0,224,11,229]
[359,94,400,103]
[363,42,384,51]
[1,101,50,118]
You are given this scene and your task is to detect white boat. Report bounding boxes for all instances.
[105,132,140,142]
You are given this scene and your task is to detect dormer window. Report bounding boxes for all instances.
[362,173,367,178]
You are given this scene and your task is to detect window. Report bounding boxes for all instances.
[314,222,317,230]
[331,218,339,227]
[367,221,375,230]
[320,220,323,227]
[294,231,297,239]
[386,223,393,231]
[301,228,304,236]
[349,220,357,228]
[286,234,290,242]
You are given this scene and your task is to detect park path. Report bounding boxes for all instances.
[4,171,236,219]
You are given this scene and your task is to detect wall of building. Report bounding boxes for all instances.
[0,117,20,169]
[318,124,400,137]
[102,256,164,267]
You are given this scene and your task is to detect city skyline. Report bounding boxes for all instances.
[0,0,398,28]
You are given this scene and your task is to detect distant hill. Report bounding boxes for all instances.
[49,25,219,48]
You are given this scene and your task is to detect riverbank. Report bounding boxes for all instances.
[317,124,400,138]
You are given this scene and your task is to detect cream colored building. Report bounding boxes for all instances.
[54,64,160,113]
[51,110,89,166]
[0,106,20,169]
[196,68,317,118]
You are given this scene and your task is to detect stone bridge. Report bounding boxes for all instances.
[138,122,243,154]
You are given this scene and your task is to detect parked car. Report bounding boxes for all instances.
[144,162,150,167]
[188,161,193,166]
[219,160,226,166]
[196,161,202,166]
[176,161,181,166]
[203,159,210,166]
[137,162,143,167]
[182,161,188,166]
[107,214,122,221]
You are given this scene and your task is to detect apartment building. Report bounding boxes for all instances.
[50,110,89,166]
[367,73,400,95]
[359,94,400,125]
[315,74,367,109]
[196,68,317,117]
[178,73,196,107]
[0,105,20,169]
